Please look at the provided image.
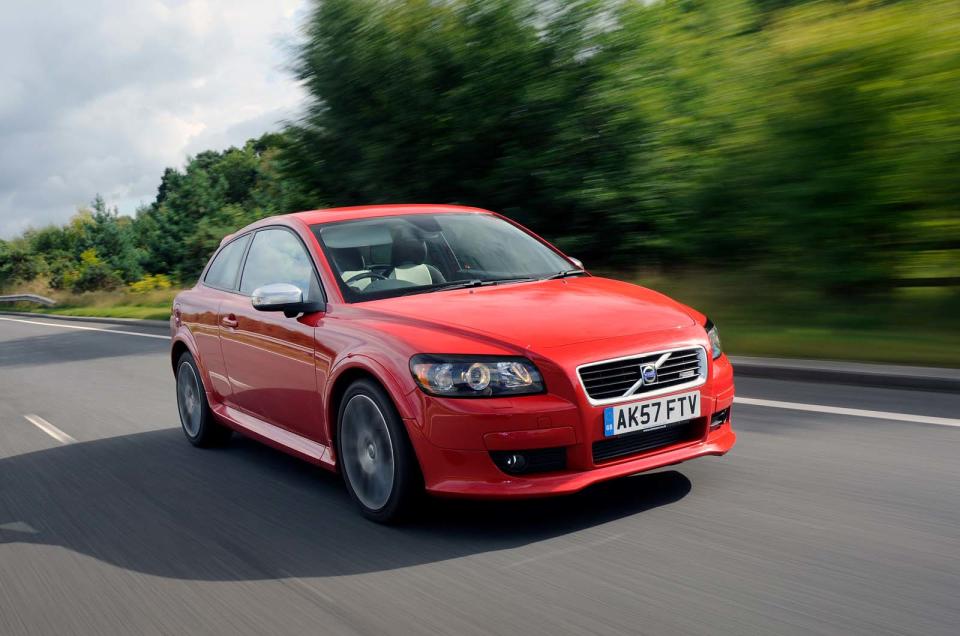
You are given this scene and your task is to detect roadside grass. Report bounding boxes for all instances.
[622,269,960,368]
[3,271,958,367]
[37,304,174,320]
[1,280,177,321]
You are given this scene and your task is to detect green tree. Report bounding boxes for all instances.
[281,0,639,258]
[133,134,292,280]
[604,0,960,292]
[0,239,42,290]
[87,195,144,283]
[741,0,960,291]
[3,0,958,299]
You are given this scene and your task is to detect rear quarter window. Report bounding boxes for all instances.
[203,234,251,290]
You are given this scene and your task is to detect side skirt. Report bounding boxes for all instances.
[211,403,336,469]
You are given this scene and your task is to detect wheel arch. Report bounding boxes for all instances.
[171,339,191,373]
[169,332,214,400]
[324,356,418,448]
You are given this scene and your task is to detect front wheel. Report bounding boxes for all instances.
[337,379,421,523]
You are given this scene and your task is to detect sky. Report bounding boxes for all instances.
[0,0,309,238]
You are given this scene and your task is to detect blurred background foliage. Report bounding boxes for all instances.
[1,0,958,362]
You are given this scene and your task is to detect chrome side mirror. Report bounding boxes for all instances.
[251,283,324,317]
[568,257,583,270]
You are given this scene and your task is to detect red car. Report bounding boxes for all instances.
[171,205,735,521]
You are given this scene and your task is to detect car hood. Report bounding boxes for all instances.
[360,276,697,350]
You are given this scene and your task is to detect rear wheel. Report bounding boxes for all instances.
[337,379,421,523]
[176,352,231,447]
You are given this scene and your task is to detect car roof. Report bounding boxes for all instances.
[292,203,491,225]
[218,204,493,246]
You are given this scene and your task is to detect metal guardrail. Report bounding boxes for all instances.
[0,294,57,307]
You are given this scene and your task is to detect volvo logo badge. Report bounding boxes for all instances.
[641,364,658,384]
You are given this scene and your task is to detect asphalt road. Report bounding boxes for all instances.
[1,315,957,636]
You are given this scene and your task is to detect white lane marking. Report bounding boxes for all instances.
[0,316,169,340]
[735,396,960,428]
[23,414,77,444]
[0,521,38,534]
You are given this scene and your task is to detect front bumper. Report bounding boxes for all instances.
[406,353,737,498]
[412,422,735,498]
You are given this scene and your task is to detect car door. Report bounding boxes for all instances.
[218,226,325,440]
[190,232,252,399]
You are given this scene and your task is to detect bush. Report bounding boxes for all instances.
[58,249,122,293]
[128,274,174,294]
[0,240,42,291]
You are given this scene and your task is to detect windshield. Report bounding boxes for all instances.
[312,213,577,302]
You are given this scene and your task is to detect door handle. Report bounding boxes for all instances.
[220,315,238,329]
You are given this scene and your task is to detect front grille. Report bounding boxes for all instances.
[490,447,566,475]
[592,419,702,464]
[578,347,706,402]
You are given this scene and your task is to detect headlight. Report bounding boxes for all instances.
[705,319,722,359]
[410,355,545,397]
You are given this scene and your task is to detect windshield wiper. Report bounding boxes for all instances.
[430,279,486,291]
[400,277,536,296]
[543,269,586,280]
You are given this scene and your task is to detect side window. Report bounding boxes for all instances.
[239,228,321,300]
[203,234,251,290]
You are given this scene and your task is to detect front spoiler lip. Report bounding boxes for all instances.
[426,426,736,499]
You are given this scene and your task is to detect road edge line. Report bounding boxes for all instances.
[734,396,960,428]
[0,316,170,340]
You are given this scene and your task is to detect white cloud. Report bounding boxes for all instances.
[0,0,309,238]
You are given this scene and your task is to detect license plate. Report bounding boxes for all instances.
[603,391,700,437]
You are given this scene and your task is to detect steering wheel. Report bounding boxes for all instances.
[345,271,388,285]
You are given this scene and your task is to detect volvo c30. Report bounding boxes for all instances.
[171,205,736,522]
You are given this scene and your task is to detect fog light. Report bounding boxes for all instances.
[490,448,567,475]
[503,453,526,471]
[710,408,730,429]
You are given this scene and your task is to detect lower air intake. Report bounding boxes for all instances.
[592,419,702,464]
[490,447,566,475]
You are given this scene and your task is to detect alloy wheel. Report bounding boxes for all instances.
[177,361,202,438]
[340,394,396,511]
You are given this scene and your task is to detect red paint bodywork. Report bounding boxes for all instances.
[171,205,735,497]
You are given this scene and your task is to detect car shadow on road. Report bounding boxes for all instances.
[0,428,691,581]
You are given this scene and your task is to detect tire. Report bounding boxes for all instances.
[337,378,422,523]
[176,352,231,448]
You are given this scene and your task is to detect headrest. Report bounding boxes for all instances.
[332,247,364,272]
[392,236,427,266]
